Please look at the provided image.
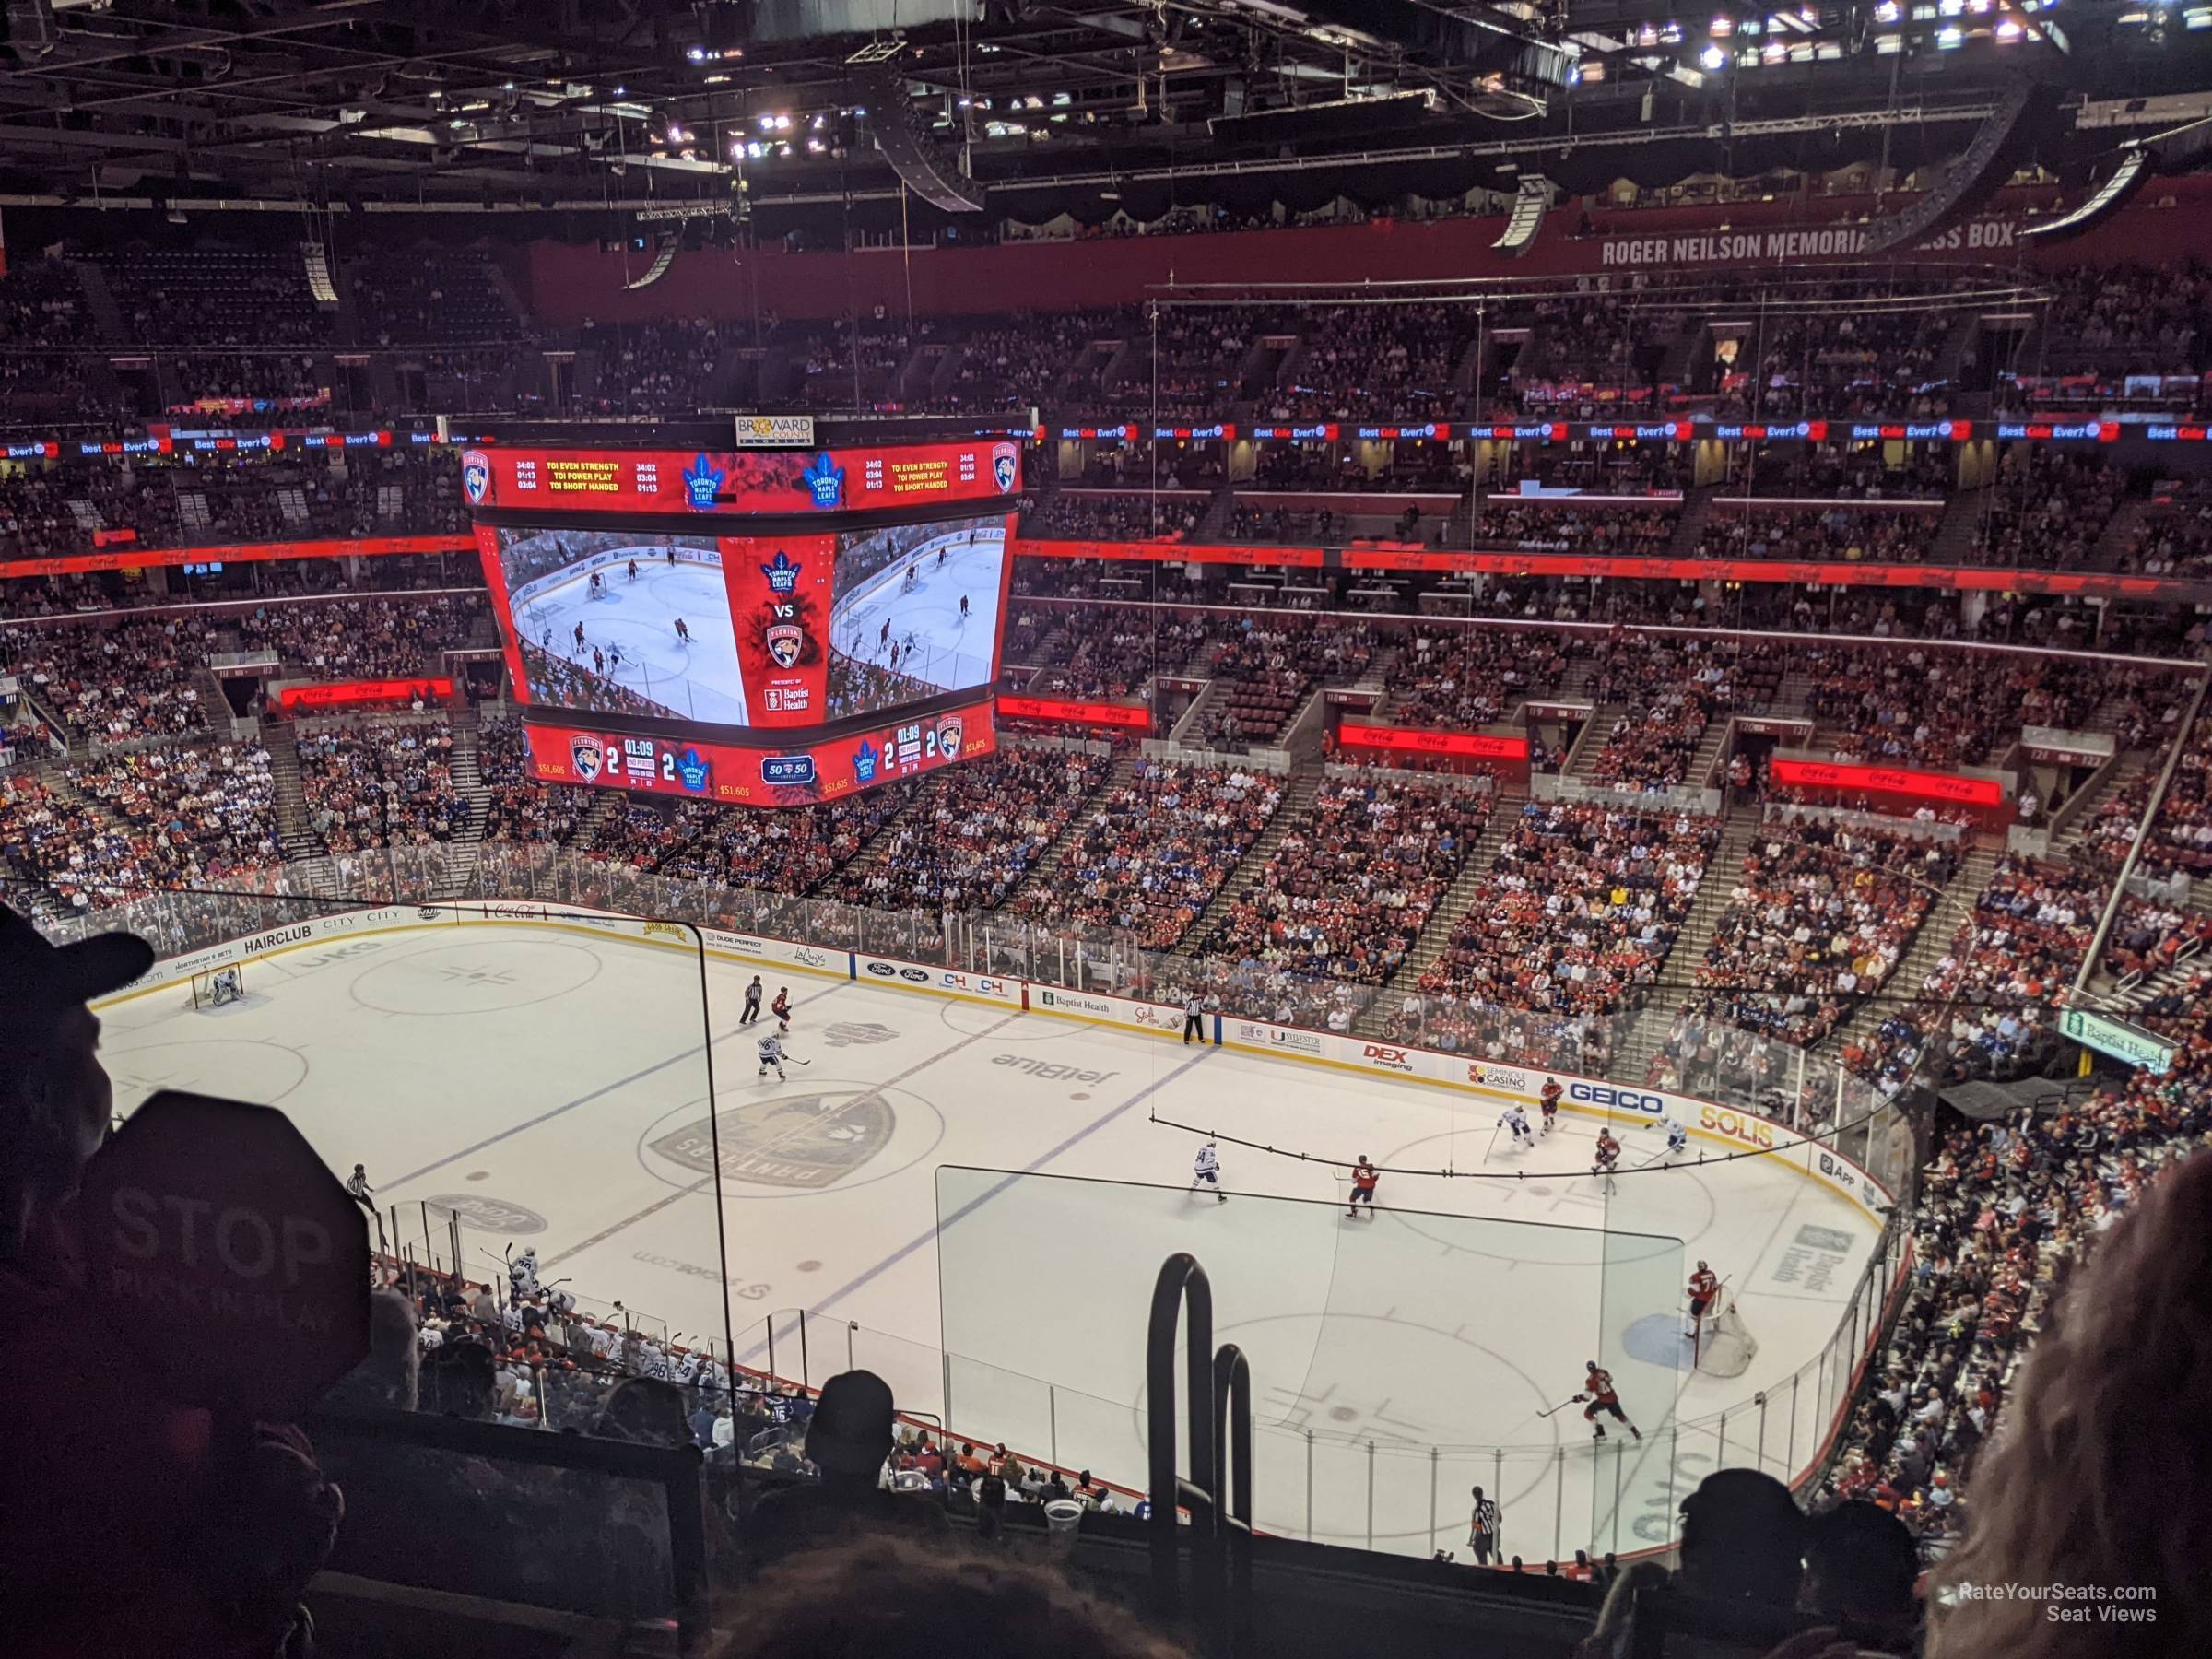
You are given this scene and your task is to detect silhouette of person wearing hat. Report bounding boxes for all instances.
[745,1368,947,1571]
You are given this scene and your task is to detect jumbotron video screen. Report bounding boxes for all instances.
[468,439,1020,806]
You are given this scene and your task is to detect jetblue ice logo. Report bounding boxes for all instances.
[991,441,1018,493]
[801,452,845,509]
[461,449,491,505]
[675,747,712,792]
[758,548,803,594]
[681,453,725,511]
[852,737,879,783]
[761,755,817,787]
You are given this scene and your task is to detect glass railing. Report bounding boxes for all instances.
[18,843,1916,1563]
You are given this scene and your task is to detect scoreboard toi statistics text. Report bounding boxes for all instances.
[466,438,1022,806]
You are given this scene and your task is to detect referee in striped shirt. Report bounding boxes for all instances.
[1467,1487,1502,1565]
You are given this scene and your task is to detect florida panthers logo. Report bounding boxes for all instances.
[766,622,804,670]
[570,733,605,782]
[935,713,964,759]
[461,450,491,505]
[991,441,1018,493]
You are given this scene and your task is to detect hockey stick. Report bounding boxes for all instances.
[1535,1395,1586,1419]
[1483,1124,1501,1164]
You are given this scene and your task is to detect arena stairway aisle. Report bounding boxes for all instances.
[1351,791,1524,1038]
[2088,497,2153,571]
[1663,486,1720,559]
[1165,769,1324,961]
[1930,488,1989,565]
[1606,812,1765,1084]
[794,770,937,893]
[991,752,1137,910]
[1817,842,2000,1069]
[2046,751,2155,865]
[265,735,325,862]
[431,709,491,901]
[562,790,630,856]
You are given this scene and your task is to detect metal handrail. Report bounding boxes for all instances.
[1147,1253,1230,1648]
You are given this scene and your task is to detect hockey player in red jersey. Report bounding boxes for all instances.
[1687,1261,1721,1337]
[1578,1361,1641,1441]
[1347,1156,1379,1218]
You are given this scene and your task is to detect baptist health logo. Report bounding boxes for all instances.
[758,548,803,593]
[681,453,725,511]
[802,452,845,509]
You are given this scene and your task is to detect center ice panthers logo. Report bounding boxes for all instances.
[801,452,845,509]
[570,733,605,782]
[991,441,1018,493]
[681,453,725,511]
[460,450,490,505]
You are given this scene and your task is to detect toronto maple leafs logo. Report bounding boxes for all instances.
[681,453,725,511]
[758,548,803,594]
[460,449,491,505]
[675,747,712,793]
[852,736,879,783]
[801,452,845,510]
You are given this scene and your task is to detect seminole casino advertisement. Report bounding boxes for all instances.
[465,434,1021,806]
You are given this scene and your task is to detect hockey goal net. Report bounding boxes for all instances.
[1694,1299,1758,1378]
[188,966,244,1010]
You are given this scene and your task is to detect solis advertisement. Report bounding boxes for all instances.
[523,700,997,806]
[469,441,1021,803]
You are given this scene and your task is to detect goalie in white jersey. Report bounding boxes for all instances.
[757,1032,789,1081]
[1498,1105,1535,1150]
[1190,1139,1227,1204]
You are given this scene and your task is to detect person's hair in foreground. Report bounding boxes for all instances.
[712,1533,1191,1659]
[1931,1145,2212,1658]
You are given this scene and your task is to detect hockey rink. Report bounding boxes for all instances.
[97,918,1884,1559]
[830,527,1005,697]
[514,555,751,724]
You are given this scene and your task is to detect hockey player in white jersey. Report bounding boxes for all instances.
[509,1246,540,1299]
[1190,1139,1227,1204]
[1661,1117,1690,1159]
[1498,1105,1535,1150]
[757,1031,789,1081]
